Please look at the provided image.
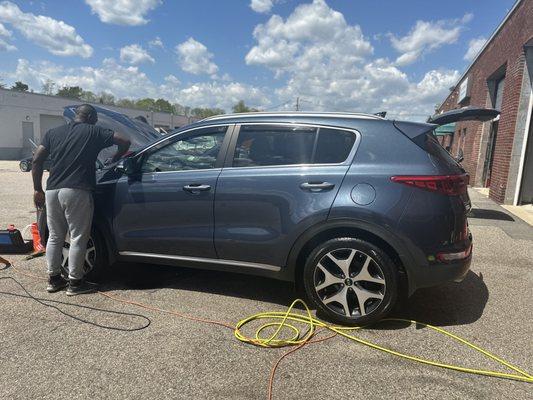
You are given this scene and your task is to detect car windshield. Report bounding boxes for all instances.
[64,106,161,166]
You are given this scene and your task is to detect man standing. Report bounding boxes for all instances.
[32,104,130,295]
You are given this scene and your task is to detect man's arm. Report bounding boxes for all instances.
[110,132,131,163]
[32,145,49,209]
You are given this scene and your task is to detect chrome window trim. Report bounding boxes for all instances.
[226,122,361,169]
[119,251,281,272]
[140,168,222,176]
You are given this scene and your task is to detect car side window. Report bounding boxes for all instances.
[314,128,356,164]
[233,125,316,167]
[142,127,227,173]
[232,125,356,167]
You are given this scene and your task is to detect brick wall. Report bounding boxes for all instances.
[436,0,533,203]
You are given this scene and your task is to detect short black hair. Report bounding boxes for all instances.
[75,104,97,123]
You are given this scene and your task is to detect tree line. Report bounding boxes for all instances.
[1,78,259,118]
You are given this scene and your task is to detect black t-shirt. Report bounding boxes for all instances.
[41,122,114,191]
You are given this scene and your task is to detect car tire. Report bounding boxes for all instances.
[19,160,31,172]
[303,237,398,326]
[37,208,108,282]
[60,229,107,282]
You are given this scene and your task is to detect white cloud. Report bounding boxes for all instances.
[120,44,155,65]
[2,58,269,111]
[85,0,161,26]
[164,74,180,86]
[149,36,164,48]
[1,0,462,120]
[246,0,457,120]
[0,1,92,58]
[0,22,11,37]
[250,0,275,13]
[0,23,15,51]
[176,37,218,76]
[6,58,154,99]
[176,82,269,109]
[0,37,16,51]
[389,14,472,66]
[246,0,373,74]
[464,36,486,61]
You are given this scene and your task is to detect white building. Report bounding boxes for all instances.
[0,88,193,159]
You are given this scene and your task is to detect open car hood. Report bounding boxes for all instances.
[64,105,161,164]
[428,107,500,126]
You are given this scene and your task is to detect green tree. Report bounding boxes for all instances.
[174,103,191,116]
[135,98,156,111]
[190,107,225,119]
[11,81,29,92]
[116,98,136,109]
[98,92,115,105]
[80,90,98,103]
[154,98,174,113]
[41,79,56,95]
[56,85,83,99]
[232,100,258,113]
[0,77,6,89]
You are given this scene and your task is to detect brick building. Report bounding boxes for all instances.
[436,0,533,205]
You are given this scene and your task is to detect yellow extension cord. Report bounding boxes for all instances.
[3,257,531,386]
[235,299,533,384]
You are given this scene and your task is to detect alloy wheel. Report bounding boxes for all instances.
[60,235,97,278]
[313,248,386,318]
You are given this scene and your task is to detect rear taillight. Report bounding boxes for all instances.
[391,174,469,196]
[436,244,472,262]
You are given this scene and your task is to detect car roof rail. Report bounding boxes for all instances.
[200,111,384,122]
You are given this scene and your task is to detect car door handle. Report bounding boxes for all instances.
[183,184,211,193]
[300,182,335,192]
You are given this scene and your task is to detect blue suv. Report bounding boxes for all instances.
[43,108,499,325]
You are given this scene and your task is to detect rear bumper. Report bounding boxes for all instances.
[406,235,473,295]
[411,253,472,291]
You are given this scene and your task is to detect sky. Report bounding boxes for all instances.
[0,0,517,119]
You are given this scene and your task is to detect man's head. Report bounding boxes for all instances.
[74,104,98,125]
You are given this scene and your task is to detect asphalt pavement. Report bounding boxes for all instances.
[0,161,531,399]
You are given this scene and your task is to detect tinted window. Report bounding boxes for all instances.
[142,127,226,172]
[314,128,356,164]
[233,126,316,167]
[233,125,356,167]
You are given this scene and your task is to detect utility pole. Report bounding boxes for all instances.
[295,97,300,111]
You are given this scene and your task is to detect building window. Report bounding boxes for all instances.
[493,77,505,110]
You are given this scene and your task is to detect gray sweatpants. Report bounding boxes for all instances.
[45,188,94,280]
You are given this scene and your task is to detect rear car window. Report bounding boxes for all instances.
[422,132,459,167]
[234,126,316,167]
[315,128,356,164]
[233,125,356,167]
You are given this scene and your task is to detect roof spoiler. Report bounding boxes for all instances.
[428,106,500,126]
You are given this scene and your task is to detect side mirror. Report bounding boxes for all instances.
[115,157,138,175]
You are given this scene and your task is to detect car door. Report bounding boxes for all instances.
[113,125,232,258]
[214,123,358,268]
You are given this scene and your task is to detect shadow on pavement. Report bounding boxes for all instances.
[468,208,515,221]
[101,263,488,328]
[390,271,488,327]
[101,262,296,307]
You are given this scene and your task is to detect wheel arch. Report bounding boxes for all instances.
[286,219,414,295]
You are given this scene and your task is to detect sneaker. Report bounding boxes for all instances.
[66,279,98,296]
[47,274,68,293]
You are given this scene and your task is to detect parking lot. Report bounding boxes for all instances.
[0,160,531,399]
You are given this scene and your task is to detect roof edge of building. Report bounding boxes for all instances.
[438,0,524,110]
[0,87,182,118]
